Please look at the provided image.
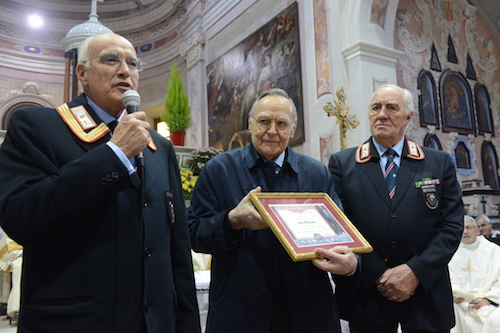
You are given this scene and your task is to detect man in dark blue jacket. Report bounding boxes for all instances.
[328,84,463,332]
[188,88,358,333]
[0,33,200,333]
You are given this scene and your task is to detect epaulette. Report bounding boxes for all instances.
[355,142,371,163]
[56,103,110,143]
[405,140,425,160]
[56,103,157,151]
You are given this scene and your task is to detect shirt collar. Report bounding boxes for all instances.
[373,137,405,157]
[244,145,294,172]
[462,235,483,250]
[86,96,126,124]
[270,151,285,168]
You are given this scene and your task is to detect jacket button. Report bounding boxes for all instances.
[143,202,148,207]
[390,212,397,218]
[391,241,397,248]
[144,247,151,258]
[101,179,108,185]
[144,301,149,313]
[111,172,119,179]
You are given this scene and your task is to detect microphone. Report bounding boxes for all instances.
[122,90,141,114]
[121,90,144,164]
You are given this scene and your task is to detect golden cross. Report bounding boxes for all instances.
[323,87,359,150]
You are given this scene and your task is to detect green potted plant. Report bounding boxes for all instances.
[162,63,191,145]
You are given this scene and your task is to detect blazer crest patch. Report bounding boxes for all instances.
[355,142,372,163]
[406,140,425,160]
[56,103,111,143]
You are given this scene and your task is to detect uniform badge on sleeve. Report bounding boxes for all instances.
[415,178,440,209]
[165,191,176,224]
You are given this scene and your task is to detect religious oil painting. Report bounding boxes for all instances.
[481,141,500,190]
[418,71,439,127]
[206,2,303,151]
[475,84,494,135]
[423,134,442,151]
[451,137,475,176]
[440,70,475,135]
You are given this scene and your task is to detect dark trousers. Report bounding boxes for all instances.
[349,321,449,333]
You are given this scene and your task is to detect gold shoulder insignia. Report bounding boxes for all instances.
[406,140,425,160]
[56,103,111,143]
[355,142,371,163]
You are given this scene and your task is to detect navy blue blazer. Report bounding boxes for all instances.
[0,94,200,333]
[329,137,463,331]
[188,144,344,333]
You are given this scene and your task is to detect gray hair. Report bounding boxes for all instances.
[249,88,298,122]
[465,215,478,227]
[370,84,414,116]
[475,214,491,224]
[77,36,94,69]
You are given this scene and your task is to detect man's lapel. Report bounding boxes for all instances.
[357,140,392,206]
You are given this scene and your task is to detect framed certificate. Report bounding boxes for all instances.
[250,192,373,261]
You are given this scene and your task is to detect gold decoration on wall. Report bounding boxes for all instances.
[323,87,359,150]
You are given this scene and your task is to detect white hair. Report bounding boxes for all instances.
[465,215,478,227]
[369,84,414,116]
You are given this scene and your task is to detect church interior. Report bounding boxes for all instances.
[0,0,499,331]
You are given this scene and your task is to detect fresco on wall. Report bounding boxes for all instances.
[206,2,303,151]
[370,0,388,27]
[314,0,332,98]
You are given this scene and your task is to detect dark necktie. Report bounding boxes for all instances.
[384,149,398,199]
[108,120,118,133]
[108,120,136,169]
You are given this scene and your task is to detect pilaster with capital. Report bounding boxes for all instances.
[180,30,207,147]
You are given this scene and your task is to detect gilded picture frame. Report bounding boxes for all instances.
[250,192,373,262]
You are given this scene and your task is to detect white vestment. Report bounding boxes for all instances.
[449,235,500,333]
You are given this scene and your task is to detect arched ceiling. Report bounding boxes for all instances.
[0,0,198,72]
[0,0,498,72]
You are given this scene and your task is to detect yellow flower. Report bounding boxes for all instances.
[180,167,198,200]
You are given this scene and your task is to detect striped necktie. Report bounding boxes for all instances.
[384,149,398,199]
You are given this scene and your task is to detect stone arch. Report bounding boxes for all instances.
[0,82,57,130]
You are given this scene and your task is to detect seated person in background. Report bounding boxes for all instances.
[188,88,359,333]
[476,214,500,246]
[449,215,500,333]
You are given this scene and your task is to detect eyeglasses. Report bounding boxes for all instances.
[83,52,145,72]
[252,116,293,132]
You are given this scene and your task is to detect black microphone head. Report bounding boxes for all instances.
[122,90,141,107]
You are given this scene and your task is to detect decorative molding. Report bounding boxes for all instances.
[341,41,404,63]
[0,0,198,47]
[0,82,58,108]
[180,30,206,71]
[396,0,432,53]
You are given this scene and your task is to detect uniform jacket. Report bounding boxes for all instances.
[329,137,463,331]
[188,144,344,333]
[0,94,200,333]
